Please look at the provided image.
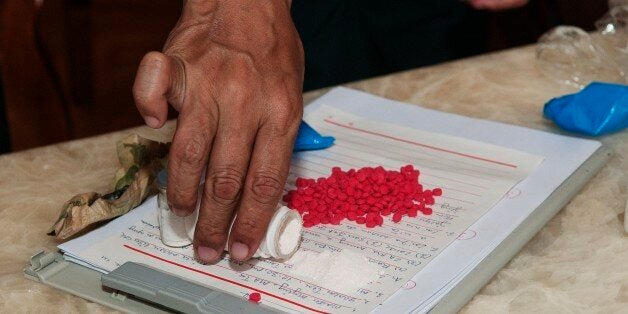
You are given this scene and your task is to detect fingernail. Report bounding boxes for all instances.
[197,246,219,262]
[144,116,160,128]
[169,205,187,217]
[230,242,249,260]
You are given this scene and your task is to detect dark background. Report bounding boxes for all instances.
[0,0,609,153]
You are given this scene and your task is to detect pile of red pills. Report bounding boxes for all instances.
[283,165,442,228]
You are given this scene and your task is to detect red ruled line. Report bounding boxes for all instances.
[308,152,483,197]
[323,118,517,169]
[123,244,330,314]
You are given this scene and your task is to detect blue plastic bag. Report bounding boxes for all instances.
[543,82,628,136]
[293,121,335,151]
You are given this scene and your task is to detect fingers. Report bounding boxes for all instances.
[132,51,185,128]
[193,116,256,263]
[228,108,301,261]
[469,0,528,10]
[167,101,216,218]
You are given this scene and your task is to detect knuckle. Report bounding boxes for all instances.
[226,74,249,92]
[172,135,208,166]
[270,106,302,136]
[195,218,228,244]
[235,216,265,238]
[248,171,283,204]
[167,189,196,211]
[208,167,245,207]
[167,182,198,212]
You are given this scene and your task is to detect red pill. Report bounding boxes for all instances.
[425,196,435,205]
[376,215,384,225]
[347,211,357,221]
[408,208,418,218]
[392,212,403,223]
[296,178,307,188]
[357,171,366,182]
[249,292,261,303]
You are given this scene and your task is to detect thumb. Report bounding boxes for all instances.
[132,51,185,128]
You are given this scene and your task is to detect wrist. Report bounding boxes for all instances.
[184,0,291,13]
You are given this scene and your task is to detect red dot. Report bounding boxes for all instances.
[249,292,261,303]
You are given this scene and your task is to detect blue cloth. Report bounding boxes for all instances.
[544,82,628,136]
[294,121,335,151]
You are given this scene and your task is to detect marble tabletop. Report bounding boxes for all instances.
[1,45,626,313]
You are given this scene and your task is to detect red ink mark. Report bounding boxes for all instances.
[324,118,518,168]
[402,280,416,290]
[123,245,330,314]
[283,165,442,228]
[505,188,522,199]
[457,229,477,240]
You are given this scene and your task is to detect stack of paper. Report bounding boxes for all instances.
[60,88,601,313]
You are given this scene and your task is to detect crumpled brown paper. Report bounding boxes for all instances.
[48,134,170,240]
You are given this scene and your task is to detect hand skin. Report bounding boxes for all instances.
[468,0,529,11]
[133,0,304,263]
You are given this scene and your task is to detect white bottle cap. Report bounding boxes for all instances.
[160,201,302,260]
[255,206,303,260]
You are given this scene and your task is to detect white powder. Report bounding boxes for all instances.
[286,249,382,293]
[278,217,302,255]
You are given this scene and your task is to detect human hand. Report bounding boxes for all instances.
[468,0,528,11]
[133,0,304,263]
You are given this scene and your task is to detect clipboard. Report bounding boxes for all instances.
[24,145,611,314]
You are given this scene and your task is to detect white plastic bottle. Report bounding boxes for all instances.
[156,170,302,260]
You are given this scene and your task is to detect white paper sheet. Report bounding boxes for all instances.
[60,89,548,313]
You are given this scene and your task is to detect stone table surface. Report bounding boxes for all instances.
[1,45,626,313]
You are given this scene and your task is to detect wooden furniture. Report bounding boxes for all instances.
[0,0,180,151]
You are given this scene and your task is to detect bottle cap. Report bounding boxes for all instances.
[157,169,168,189]
[263,206,303,260]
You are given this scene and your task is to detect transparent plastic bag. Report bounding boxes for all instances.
[536,1,627,88]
